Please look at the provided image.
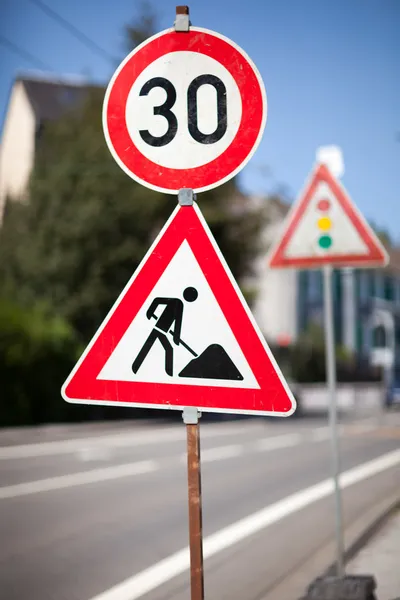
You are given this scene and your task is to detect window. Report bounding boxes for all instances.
[374,271,384,299]
[307,269,322,303]
[384,275,394,301]
[372,325,387,348]
[368,270,375,297]
[358,271,369,302]
[395,279,400,305]
[395,324,400,346]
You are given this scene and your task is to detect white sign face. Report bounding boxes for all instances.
[62,202,296,416]
[284,181,368,259]
[98,240,259,389]
[267,163,389,269]
[125,51,242,170]
[103,27,267,193]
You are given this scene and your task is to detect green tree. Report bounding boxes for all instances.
[0,298,83,426]
[286,322,354,383]
[0,6,267,343]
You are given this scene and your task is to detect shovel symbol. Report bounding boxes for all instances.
[152,315,244,381]
[151,314,198,358]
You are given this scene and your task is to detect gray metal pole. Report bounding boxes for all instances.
[323,265,345,577]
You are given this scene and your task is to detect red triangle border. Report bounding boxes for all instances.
[62,204,295,416]
[268,164,389,269]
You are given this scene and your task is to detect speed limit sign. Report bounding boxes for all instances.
[102,27,267,194]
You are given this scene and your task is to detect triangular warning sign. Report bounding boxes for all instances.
[267,163,389,269]
[62,203,295,416]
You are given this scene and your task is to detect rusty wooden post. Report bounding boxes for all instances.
[183,407,204,600]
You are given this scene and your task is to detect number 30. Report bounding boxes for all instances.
[139,74,227,147]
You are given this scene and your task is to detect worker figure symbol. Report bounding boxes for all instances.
[132,287,243,381]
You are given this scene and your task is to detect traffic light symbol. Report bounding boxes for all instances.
[317,198,332,249]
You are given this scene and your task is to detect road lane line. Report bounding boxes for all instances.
[87,449,400,600]
[348,423,377,435]
[357,417,377,426]
[0,432,319,498]
[201,444,243,462]
[179,444,243,464]
[0,423,261,460]
[255,433,302,451]
[0,460,157,499]
[77,447,114,462]
[1,426,381,498]
[309,428,330,442]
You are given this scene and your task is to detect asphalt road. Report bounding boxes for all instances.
[0,412,399,600]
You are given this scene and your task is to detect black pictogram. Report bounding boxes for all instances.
[132,287,243,380]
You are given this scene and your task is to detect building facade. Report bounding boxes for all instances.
[251,196,299,345]
[297,266,400,363]
[253,198,400,377]
[0,73,99,224]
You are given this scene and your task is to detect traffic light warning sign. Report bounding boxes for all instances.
[267,163,389,269]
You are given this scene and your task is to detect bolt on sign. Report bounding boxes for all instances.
[102,19,267,194]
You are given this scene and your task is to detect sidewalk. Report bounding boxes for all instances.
[346,507,400,600]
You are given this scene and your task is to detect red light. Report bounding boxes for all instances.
[317,199,331,211]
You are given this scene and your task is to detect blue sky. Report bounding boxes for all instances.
[1,0,399,239]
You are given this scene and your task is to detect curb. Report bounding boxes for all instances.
[261,490,400,600]
[324,494,400,577]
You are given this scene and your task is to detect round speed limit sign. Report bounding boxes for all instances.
[103,27,267,194]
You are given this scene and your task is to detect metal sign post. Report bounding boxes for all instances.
[267,156,389,579]
[323,265,345,576]
[61,7,291,600]
[183,407,204,600]
[180,188,204,600]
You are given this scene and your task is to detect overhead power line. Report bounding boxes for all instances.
[28,0,118,64]
[0,35,53,71]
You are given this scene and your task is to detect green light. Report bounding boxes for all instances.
[318,235,332,249]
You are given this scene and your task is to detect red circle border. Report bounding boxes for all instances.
[104,28,266,192]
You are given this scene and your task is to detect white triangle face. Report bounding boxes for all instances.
[284,181,369,259]
[98,240,259,389]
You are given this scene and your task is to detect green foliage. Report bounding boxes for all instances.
[290,323,352,382]
[0,299,84,426]
[0,2,267,426]
[270,322,378,384]
[0,86,265,341]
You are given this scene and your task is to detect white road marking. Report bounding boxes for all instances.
[0,431,320,499]
[357,416,378,426]
[201,444,243,462]
[1,424,384,499]
[0,417,381,461]
[87,449,400,600]
[179,444,243,464]
[255,433,302,451]
[76,447,113,462]
[0,423,261,460]
[0,460,157,500]
[348,423,377,435]
[309,428,330,442]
